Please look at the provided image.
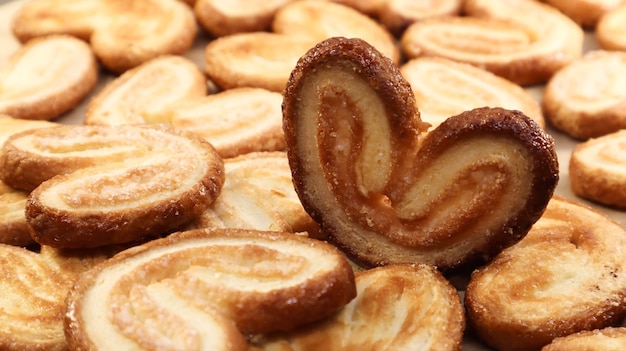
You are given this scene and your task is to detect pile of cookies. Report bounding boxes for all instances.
[1,0,626,350]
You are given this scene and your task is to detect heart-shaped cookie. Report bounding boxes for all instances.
[283,37,559,270]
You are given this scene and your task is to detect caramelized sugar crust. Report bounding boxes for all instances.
[0,35,97,121]
[466,197,626,351]
[283,37,558,271]
[543,327,626,351]
[65,228,356,351]
[251,264,465,351]
[0,124,224,248]
[570,129,626,208]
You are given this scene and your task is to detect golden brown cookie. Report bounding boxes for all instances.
[1,124,224,248]
[0,244,115,351]
[84,55,206,125]
[171,88,285,158]
[401,0,584,85]
[0,35,97,120]
[191,152,321,238]
[378,0,463,36]
[204,32,315,92]
[0,116,56,246]
[570,129,626,208]
[273,1,400,65]
[194,0,294,37]
[542,327,626,351]
[12,0,197,73]
[597,4,626,51]
[543,50,626,140]
[543,0,623,27]
[465,197,626,351]
[65,228,356,350]
[283,37,559,271]
[251,264,465,351]
[400,56,544,130]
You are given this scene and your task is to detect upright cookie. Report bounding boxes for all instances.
[465,197,626,351]
[283,37,558,270]
[542,327,626,351]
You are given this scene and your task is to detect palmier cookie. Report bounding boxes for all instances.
[84,55,206,125]
[283,37,559,271]
[12,0,197,73]
[0,244,115,351]
[542,327,626,351]
[543,50,626,140]
[204,32,316,92]
[1,124,224,248]
[401,0,583,85]
[570,129,626,208]
[597,4,626,51]
[251,264,465,351]
[543,0,623,28]
[272,1,400,65]
[378,0,464,36]
[194,0,295,37]
[192,152,322,239]
[0,116,56,246]
[170,88,286,158]
[465,197,626,351]
[0,35,97,121]
[400,56,544,130]
[64,228,357,351]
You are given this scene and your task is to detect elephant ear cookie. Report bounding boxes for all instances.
[12,0,197,73]
[597,3,626,51]
[251,264,465,351]
[400,56,544,130]
[465,197,626,351]
[0,244,115,351]
[283,37,559,270]
[0,35,97,121]
[0,124,224,248]
[0,116,57,246]
[401,0,583,85]
[64,228,356,351]
[543,50,626,140]
[192,152,321,238]
[570,129,626,208]
[543,327,626,351]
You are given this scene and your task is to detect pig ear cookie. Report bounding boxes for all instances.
[283,37,559,270]
[543,50,626,140]
[272,1,400,65]
[0,124,225,248]
[192,152,321,238]
[570,129,626,208]
[596,3,626,50]
[0,35,97,121]
[12,0,197,73]
[401,0,584,85]
[465,197,626,351]
[252,264,465,351]
[64,228,356,350]
[400,56,544,130]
